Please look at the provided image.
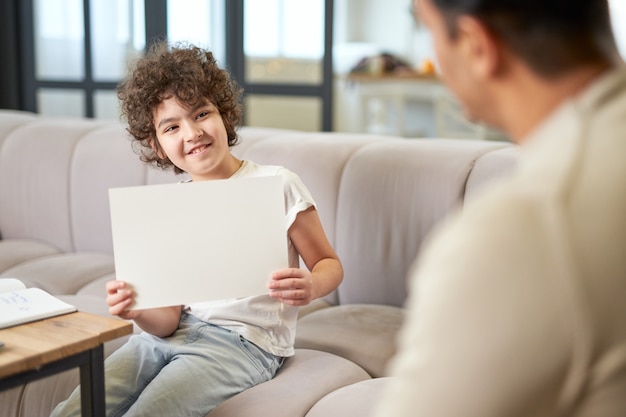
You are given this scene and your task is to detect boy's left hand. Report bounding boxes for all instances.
[268,268,317,306]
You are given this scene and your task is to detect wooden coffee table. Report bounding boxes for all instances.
[0,311,133,417]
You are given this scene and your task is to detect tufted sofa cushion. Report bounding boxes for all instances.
[208,349,371,417]
[295,304,404,377]
[305,377,393,417]
[334,139,509,307]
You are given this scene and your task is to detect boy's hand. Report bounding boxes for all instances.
[106,280,140,320]
[106,280,182,336]
[268,268,317,306]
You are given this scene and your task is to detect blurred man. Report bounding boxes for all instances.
[374,0,626,416]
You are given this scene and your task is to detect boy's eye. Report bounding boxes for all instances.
[196,111,209,119]
[164,125,178,133]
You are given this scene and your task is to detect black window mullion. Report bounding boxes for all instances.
[225,0,245,122]
[0,0,22,109]
[83,0,94,117]
[18,0,36,112]
[226,0,334,131]
[36,81,119,90]
[225,0,244,80]
[243,84,325,97]
[145,0,168,48]
[321,0,334,131]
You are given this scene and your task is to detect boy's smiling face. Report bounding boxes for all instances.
[152,96,241,181]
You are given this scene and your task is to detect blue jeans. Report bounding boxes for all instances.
[51,313,283,417]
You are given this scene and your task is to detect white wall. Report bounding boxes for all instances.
[333,0,626,135]
[610,0,626,59]
[334,0,434,71]
[332,0,437,134]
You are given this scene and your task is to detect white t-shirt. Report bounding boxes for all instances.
[186,160,315,357]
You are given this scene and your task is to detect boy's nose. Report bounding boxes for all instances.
[185,125,203,141]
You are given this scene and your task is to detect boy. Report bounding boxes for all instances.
[52,42,343,417]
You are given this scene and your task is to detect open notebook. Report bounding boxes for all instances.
[0,278,77,329]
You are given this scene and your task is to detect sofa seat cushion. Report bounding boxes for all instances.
[305,377,392,417]
[207,349,371,417]
[76,273,115,298]
[0,239,60,274]
[297,298,332,318]
[295,304,404,377]
[0,249,114,295]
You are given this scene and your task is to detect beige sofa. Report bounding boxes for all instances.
[0,109,518,417]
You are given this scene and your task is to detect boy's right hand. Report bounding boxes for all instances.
[106,280,139,320]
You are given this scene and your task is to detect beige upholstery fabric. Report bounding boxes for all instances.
[305,378,392,417]
[0,388,24,417]
[465,146,519,200]
[0,118,107,251]
[1,253,114,294]
[295,304,404,377]
[0,110,37,150]
[0,239,60,272]
[334,139,508,306]
[208,349,371,417]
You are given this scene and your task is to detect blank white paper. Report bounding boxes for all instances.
[108,176,287,309]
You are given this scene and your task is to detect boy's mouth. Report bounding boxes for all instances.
[188,143,210,155]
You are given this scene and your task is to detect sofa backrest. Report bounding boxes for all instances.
[0,115,180,253]
[334,140,513,306]
[234,135,516,306]
[230,129,391,252]
[0,110,518,307]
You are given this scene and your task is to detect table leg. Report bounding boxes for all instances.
[79,345,105,417]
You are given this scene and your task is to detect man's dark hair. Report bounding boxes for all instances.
[432,0,618,77]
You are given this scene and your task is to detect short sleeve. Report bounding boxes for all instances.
[277,167,316,230]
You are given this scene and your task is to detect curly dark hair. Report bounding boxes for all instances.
[117,41,243,174]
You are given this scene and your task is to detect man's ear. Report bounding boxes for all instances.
[455,16,502,80]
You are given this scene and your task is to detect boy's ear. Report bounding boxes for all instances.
[149,137,166,159]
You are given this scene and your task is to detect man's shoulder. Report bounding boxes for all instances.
[459,182,544,239]
[420,182,548,273]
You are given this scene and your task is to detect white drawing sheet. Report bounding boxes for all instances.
[108,176,287,310]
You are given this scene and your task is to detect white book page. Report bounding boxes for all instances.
[109,176,288,310]
[0,287,76,329]
[0,278,26,293]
